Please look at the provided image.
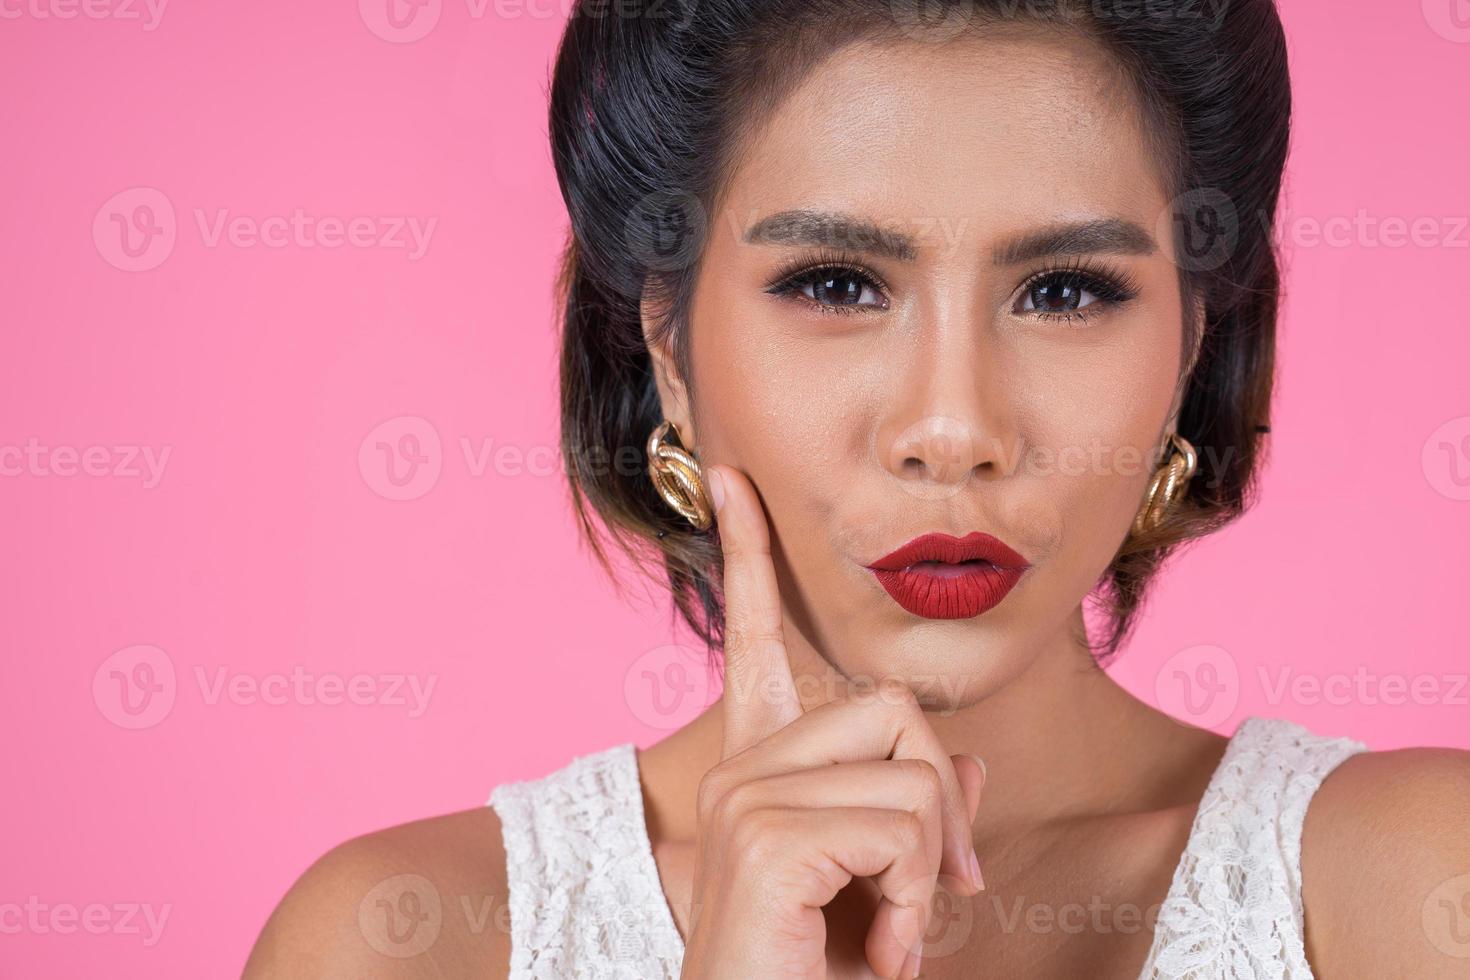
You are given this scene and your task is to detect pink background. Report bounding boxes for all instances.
[3,2,1468,976]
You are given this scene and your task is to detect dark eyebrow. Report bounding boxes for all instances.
[992,218,1157,266]
[743,209,918,261]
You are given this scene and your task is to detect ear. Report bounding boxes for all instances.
[641,285,697,446]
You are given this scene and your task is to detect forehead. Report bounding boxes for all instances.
[719,31,1171,248]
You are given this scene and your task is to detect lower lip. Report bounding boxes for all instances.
[869,560,1026,619]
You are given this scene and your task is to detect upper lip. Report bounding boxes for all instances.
[866,531,1030,572]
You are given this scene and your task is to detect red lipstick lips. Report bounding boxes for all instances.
[866,532,1030,620]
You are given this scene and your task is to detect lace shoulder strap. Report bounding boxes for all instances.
[488,742,684,979]
[1138,715,1368,980]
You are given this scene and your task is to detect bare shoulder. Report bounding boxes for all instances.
[242,806,512,979]
[1301,744,1470,978]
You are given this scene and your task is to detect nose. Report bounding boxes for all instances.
[877,316,1015,494]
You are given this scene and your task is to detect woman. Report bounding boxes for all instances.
[245,0,1470,977]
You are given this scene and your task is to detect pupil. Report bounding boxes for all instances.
[815,273,860,305]
[1035,281,1080,312]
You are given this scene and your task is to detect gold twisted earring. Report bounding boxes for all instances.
[1132,431,1198,535]
[647,420,713,531]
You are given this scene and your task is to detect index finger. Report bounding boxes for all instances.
[706,463,803,758]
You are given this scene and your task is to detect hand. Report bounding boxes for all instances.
[678,464,987,980]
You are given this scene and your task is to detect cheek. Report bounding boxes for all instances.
[1009,312,1182,574]
[690,306,866,529]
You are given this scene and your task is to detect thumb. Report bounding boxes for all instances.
[951,753,986,892]
[951,753,986,827]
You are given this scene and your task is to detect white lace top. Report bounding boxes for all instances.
[487,715,1366,979]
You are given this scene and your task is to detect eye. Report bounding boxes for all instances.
[767,261,890,315]
[1022,273,1100,314]
[1016,266,1138,323]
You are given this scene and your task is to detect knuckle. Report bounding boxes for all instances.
[871,680,922,736]
[719,536,769,564]
[888,808,925,850]
[722,614,782,652]
[711,778,760,830]
[730,807,784,863]
[877,676,918,709]
[696,767,732,821]
[896,757,943,801]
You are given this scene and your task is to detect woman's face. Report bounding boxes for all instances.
[652,31,1194,706]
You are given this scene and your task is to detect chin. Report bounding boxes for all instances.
[820,626,1032,715]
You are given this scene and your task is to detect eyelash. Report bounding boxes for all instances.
[764,250,1141,323]
[764,248,892,317]
[1016,259,1141,324]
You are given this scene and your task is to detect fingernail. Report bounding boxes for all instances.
[965,753,987,787]
[706,468,725,513]
[969,850,985,892]
[901,947,922,980]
